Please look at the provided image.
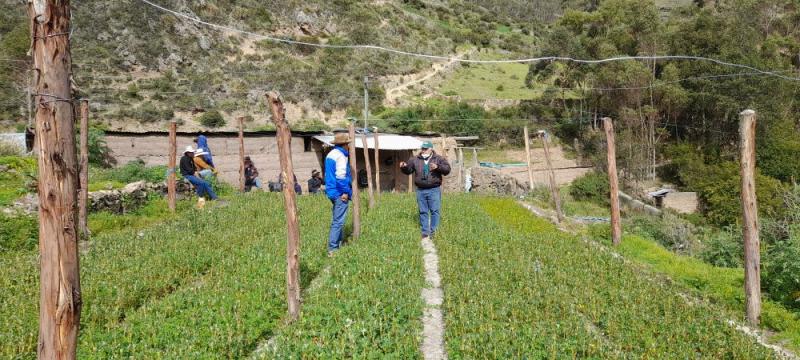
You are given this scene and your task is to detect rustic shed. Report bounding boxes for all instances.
[312,133,425,192]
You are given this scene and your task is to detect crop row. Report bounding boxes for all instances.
[263,194,425,359]
[1,193,328,358]
[433,196,775,359]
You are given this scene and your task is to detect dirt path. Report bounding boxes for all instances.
[420,236,448,359]
[384,51,469,105]
[499,146,592,187]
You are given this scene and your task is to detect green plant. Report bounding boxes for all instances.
[0,213,37,251]
[91,159,167,184]
[199,110,226,128]
[763,227,800,309]
[87,127,112,167]
[0,140,21,156]
[699,226,744,268]
[569,171,609,205]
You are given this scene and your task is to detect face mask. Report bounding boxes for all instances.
[421,152,431,159]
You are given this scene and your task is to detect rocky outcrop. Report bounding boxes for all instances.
[467,167,528,197]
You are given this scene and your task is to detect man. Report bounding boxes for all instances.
[193,148,217,180]
[400,141,451,239]
[325,133,352,256]
[180,146,218,200]
[308,169,323,194]
[193,135,215,167]
[243,156,262,192]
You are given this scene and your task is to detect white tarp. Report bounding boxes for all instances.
[0,133,26,154]
[313,134,423,150]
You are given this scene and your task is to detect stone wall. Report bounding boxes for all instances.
[89,181,192,214]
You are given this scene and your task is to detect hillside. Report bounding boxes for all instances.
[0,0,552,132]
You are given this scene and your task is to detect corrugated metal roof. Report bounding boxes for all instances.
[313,134,423,150]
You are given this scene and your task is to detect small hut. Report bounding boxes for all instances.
[312,133,424,192]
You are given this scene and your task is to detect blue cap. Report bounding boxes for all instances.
[421,141,434,149]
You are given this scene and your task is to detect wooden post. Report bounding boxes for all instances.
[457,148,464,192]
[29,1,81,358]
[348,121,361,240]
[373,127,381,197]
[266,92,301,321]
[472,148,479,167]
[540,131,564,222]
[78,100,89,239]
[362,130,375,208]
[603,118,622,246]
[167,121,177,212]
[739,109,761,326]
[407,149,414,193]
[523,126,535,190]
[238,116,245,192]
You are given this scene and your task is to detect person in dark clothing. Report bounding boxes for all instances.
[180,146,218,200]
[243,156,262,192]
[308,169,323,194]
[276,172,302,194]
[400,141,451,238]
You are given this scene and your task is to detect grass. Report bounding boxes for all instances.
[0,156,35,207]
[263,195,425,358]
[1,193,328,358]
[587,225,800,352]
[433,196,775,358]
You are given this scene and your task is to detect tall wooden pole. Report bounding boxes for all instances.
[78,100,89,239]
[238,116,245,192]
[457,148,464,192]
[348,122,361,240]
[29,1,81,358]
[739,109,761,326]
[472,148,479,167]
[540,131,564,222]
[523,126,535,190]
[373,127,381,198]
[362,131,375,208]
[603,118,622,246]
[168,121,177,212]
[267,92,301,321]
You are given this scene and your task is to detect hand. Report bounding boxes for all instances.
[340,193,349,202]
[430,163,438,171]
[399,161,407,168]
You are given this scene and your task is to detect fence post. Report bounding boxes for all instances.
[739,109,761,326]
[362,130,375,208]
[168,121,177,212]
[29,1,82,357]
[238,116,245,192]
[373,127,381,198]
[540,131,564,222]
[457,147,464,192]
[348,121,361,240]
[603,118,622,246]
[79,100,89,239]
[524,126,535,190]
[266,92,301,321]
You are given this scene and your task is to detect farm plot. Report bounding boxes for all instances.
[262,195,425,358]
[1,193,329,359]
[434,196,775,359]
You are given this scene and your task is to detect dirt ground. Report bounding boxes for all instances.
[496,146,592,187]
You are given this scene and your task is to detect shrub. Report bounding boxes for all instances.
[199,110,226,128]
[569,171,609,205]
[93,159,168,184]
[763,228,800,309]
[699,226,743,268]
[87,127,112,167]
[0,140,21,156]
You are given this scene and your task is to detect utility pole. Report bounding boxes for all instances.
[29,1,82,358]
[739,109,761,326]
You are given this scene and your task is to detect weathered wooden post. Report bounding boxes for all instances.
[238,116,245,192]
[362,130,375,208]
[472,148,479,167]
[29,1,82,358]
[739,109,761,326]
[540,131,564,222]
[348,121,361,240]
[266,92,301,321]
[373,127,381,198]
[523,126,535,190]
[168,121,177,212]
[457,147,464,192]
[78,100,89,239]
[603,118,622,246]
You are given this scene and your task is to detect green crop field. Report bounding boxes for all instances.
[0,193,785,358]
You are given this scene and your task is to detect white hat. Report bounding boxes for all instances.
[184,145,195,153]
[194,148,209,156]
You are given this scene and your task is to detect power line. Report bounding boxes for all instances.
[136,0,800,81]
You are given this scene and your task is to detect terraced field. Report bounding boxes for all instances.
[1,194,782,358]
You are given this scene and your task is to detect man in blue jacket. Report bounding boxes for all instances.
[325,133,352,256]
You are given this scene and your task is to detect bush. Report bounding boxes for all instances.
[199,110,226,128]
[93,159,168,184]
[699,226,743,268]
[0,140,21,156]
[627,213,700,254]
[763,228,800,309]
[87,127,112,167]
[569,171,609,205]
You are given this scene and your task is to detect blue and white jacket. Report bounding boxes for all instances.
[324,146,352,200]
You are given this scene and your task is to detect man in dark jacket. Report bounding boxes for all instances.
[400,141,451,238]
[180,146,218,200]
